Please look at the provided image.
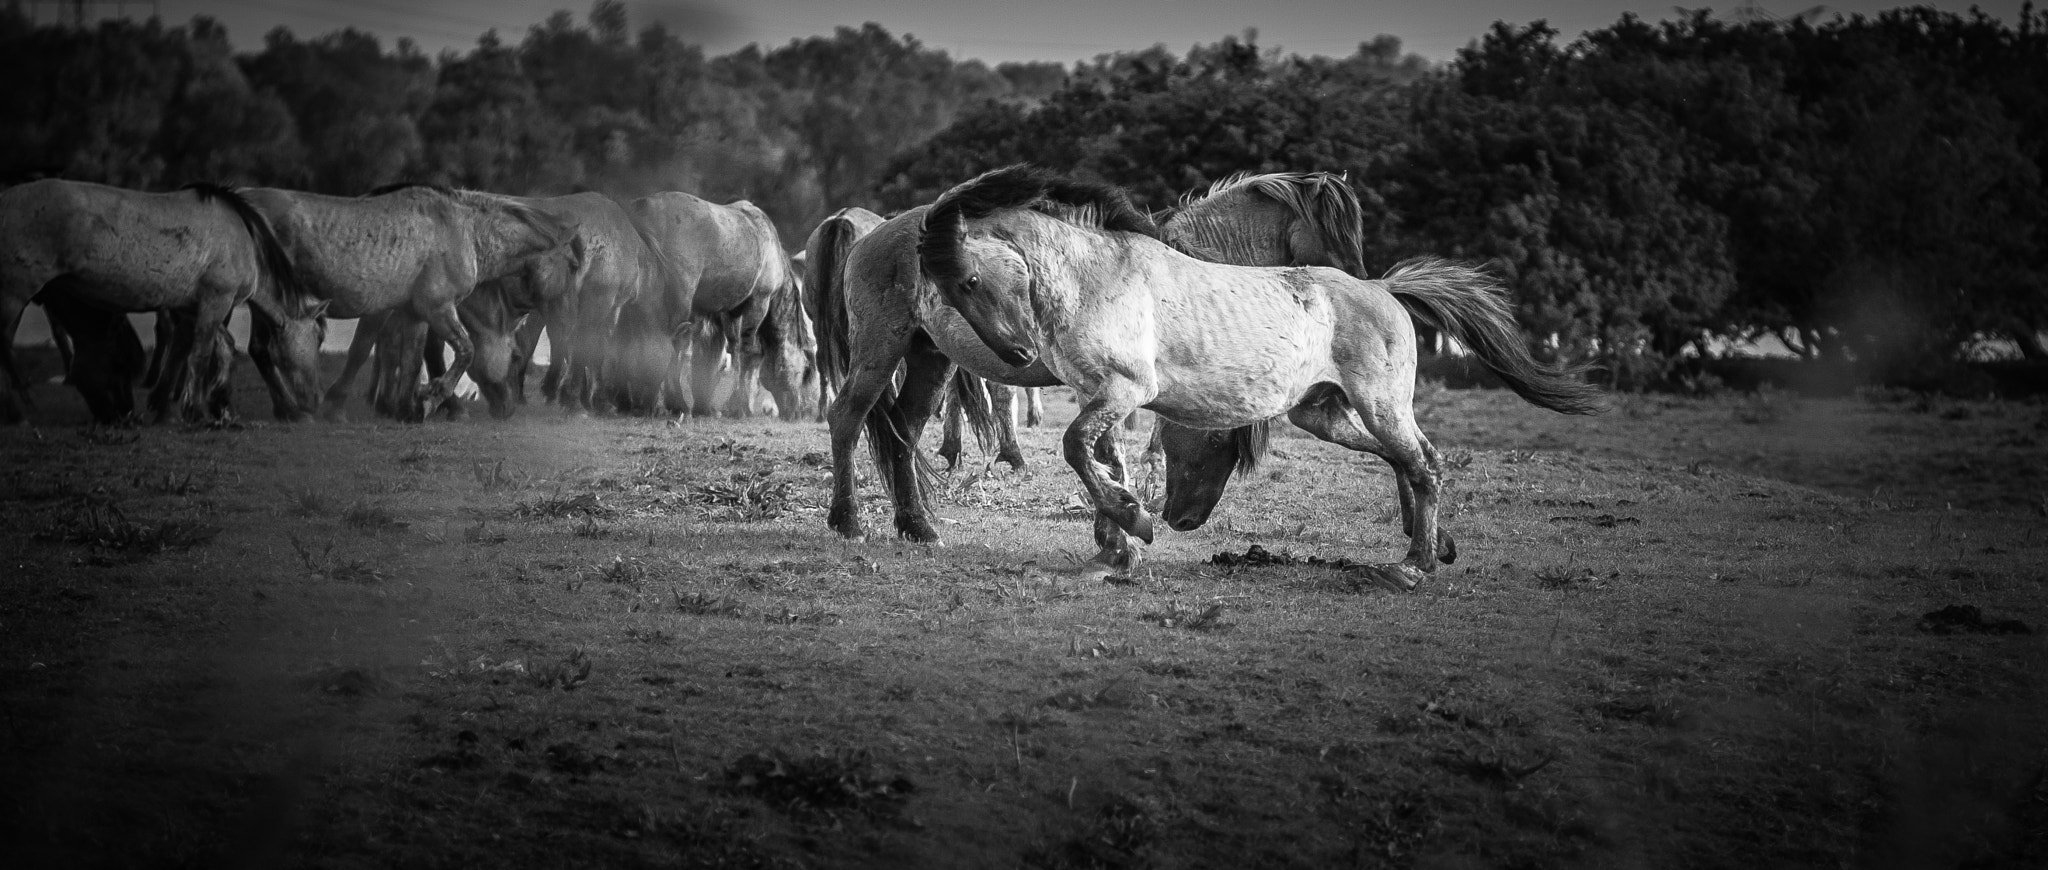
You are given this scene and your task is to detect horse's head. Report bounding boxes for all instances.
[755,273,817,420]
[250,301,329,421]
[1158,419,1269,532]
[922,219,1040,368]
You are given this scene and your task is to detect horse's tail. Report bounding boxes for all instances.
[863,374,940,517]
[809,209,867,393]
[184,182,314,319]
[947,369,1001,456]
[1381,258,1606,415]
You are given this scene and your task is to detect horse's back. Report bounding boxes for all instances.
[1,180,253,308]
[634,193,791,315]
[246,187,459,316]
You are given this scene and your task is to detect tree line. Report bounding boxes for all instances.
[5,3,2045,388]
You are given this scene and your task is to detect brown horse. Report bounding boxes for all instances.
[628,193,807,418]
[0,180,319,423]
[807,206,1032,465]
[245,184,571,422]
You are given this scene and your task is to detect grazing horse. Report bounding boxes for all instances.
[628,193,807,418]
[244,184,571,422]
[333,191,659,419]
[0,180,319,423]
[38,297,147,423]
[918,166,1604,588]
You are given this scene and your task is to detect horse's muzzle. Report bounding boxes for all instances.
[997,346,1037,368]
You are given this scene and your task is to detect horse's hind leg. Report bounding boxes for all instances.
[1288,395,1455,567]
[1326,385,1445,586]
[323,311,389,421]
[1024,387,1043,427]
[825,328,917,541]
[887,343,953,541]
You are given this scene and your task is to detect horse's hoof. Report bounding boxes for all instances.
[1355,563,1427,593]
[1118,508,1155,545]
[1438,530,1457,565]
[895,515,942,544]
[999,451,1026,471]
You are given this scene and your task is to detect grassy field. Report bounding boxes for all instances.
[2,355,2045,869]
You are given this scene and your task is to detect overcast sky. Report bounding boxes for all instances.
[74,1,2033,65]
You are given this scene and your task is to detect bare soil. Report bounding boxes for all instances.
[3,355,2045,869]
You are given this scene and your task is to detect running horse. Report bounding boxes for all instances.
[917,166,1604,588]
[243,184,572,422]
[0,180,321,423]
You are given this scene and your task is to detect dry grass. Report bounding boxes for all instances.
[1,366,2044,869]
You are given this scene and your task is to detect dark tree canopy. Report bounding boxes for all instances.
[4,2,2045,384]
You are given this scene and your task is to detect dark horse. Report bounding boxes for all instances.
[918,166,1604,588]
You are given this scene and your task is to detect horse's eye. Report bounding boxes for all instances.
[962,275,980,294]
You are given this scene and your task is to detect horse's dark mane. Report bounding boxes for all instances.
[931,165,1160,238]
[180,182,315,318]
[920,165,1159,291]
[365,181,454,198]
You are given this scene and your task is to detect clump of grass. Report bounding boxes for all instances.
[674,591,747,618]
[282,486,331,517]
[38,501,219,553]
[580,555,650,588]
[340,500,406,532]
[689,478,794,520]
[571,515,612,539]
[128,469,212,496]
[80,425,141,446]
[763,606,841,626]
[463,520,507,544]
[528,648,592,691]
[723,748,914,819]
[1140,601,1229,632]
[471,459,521,491]
[289,535,387,584]
[397,444,434,466]
[510,491,616,519]
[1070,638,1137,659]
[1734,386,1797,424]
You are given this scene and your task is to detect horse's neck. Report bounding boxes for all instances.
[1165,203,1292,269]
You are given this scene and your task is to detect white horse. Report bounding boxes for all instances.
[917,166,1604,587]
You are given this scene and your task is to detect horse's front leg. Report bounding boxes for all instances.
[420,301,473,422]
[1065,387,1153,545]
[987,382,1026,470]
[1088,426,1141,574]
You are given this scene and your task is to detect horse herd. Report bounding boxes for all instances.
[0,166,1603,585]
